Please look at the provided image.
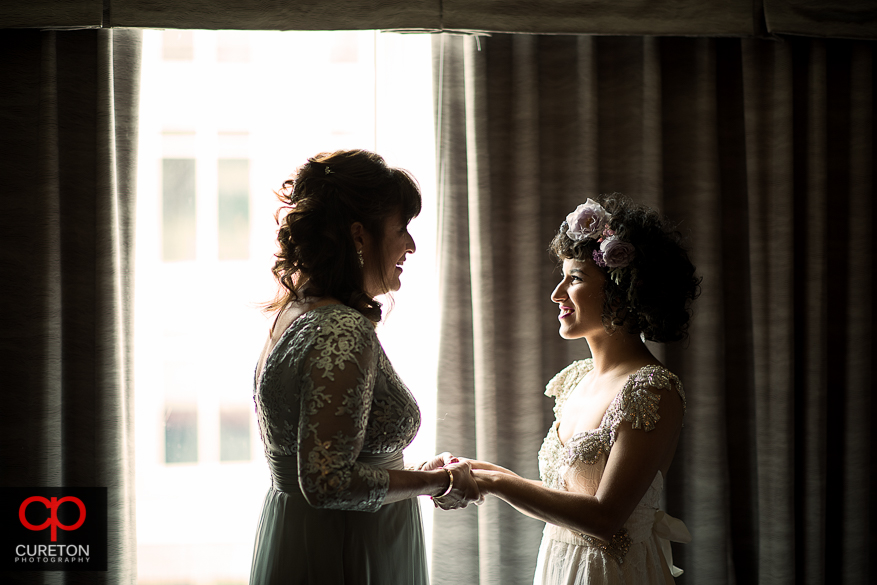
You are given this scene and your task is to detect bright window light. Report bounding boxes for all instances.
[135,29,438,585]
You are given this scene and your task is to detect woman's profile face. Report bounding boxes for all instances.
[363,212,416,297]
[550,257,606,340]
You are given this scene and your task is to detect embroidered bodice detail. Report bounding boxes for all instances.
[534,359,691,579]
[253,304,420,512]
[538,359,684,492]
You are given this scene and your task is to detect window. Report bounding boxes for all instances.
[161,158,197,261]
[161,131,197,262]
[220,407,252,462]
[136,29,437,585]
[162,30,194,61]
[218,131,251,261]
[217,31,250,63]
[330,31,360,63]
[217,158,250,260]
[164,406,198,464]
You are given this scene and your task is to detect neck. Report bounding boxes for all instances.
[584,329,656,376]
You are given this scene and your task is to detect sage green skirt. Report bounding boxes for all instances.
[249,485,428,585]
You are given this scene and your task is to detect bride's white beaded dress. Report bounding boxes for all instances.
[534,359,691,585]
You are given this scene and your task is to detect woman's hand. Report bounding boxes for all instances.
[433,460,484,510]
[419,452,460,471]
[472,468,498,496]
[420,452,515,474]
[457,458,522,477]
[419,454,523,509]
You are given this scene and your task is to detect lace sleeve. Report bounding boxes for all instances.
[546,359,592,418]
[296,309,389,512]
[615,366,684,433]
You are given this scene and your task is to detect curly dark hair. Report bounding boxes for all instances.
[549,193,701,343]
[265,149,422,323]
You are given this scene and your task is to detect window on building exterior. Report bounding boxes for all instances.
[217,30,250,63]
[161,158,197,261]
[162,30,194,61]
[164,406,199,464]
[217,157,250,261]
[220,407,252,462]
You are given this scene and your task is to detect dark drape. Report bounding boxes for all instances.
[433,33,875,585]
[2,1,876,39]
[0,28,142,583]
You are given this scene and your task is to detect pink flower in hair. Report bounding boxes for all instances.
[565,199,611,241]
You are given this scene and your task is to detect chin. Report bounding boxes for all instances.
[558,326,584,340]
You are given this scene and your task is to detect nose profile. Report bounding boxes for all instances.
[551,279,566,303]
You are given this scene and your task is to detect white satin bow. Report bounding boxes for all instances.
[653,510,691,577]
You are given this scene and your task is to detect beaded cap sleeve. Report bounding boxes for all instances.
[539,359,684,491]
[545,360,594,417]
[254,304,420,513]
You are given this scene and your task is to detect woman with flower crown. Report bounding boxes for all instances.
[438,194,700,584]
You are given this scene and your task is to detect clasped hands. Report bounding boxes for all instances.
[421,452,490,511]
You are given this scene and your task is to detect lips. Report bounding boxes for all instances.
[559,306,574,320]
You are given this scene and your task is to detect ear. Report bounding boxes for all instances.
[350,222,368,251]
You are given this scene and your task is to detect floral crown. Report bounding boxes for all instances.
[562,198,635,283]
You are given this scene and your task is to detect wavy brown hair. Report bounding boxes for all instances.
[265,149,421,323]
[549,193,701,343]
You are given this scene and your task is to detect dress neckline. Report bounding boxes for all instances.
[555,359,675,447]
[552,418,667,490]
[554,412,609,448]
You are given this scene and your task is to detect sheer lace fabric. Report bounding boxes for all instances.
[249,304,427,584]
[534,359,690,585]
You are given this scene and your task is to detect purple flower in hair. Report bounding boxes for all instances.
[600,236,636,268]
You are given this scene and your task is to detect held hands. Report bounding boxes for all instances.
[421,452,500,473]
[423,453,522,510]
[422,453,484,510]
[420,452,458,472]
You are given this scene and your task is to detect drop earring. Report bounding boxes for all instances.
[357,249,364,267]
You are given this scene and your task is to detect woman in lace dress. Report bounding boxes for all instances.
[449,195,700,584]
[249,150,480,585]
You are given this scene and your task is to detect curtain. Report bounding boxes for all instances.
[3,1,876,39]
[432,33,875,585]
[0,28,142,583]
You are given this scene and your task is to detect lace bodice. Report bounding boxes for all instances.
[253,304,421,513]
[538,359,684,493]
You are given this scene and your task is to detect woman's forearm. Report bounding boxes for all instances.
[466,459,524,476]
[384,468,451,503]
[476,470,619,541]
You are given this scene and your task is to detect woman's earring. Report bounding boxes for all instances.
[357,249,364,267]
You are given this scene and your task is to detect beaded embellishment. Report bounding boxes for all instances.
[538,358,685,557]
[580,529,633,565]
